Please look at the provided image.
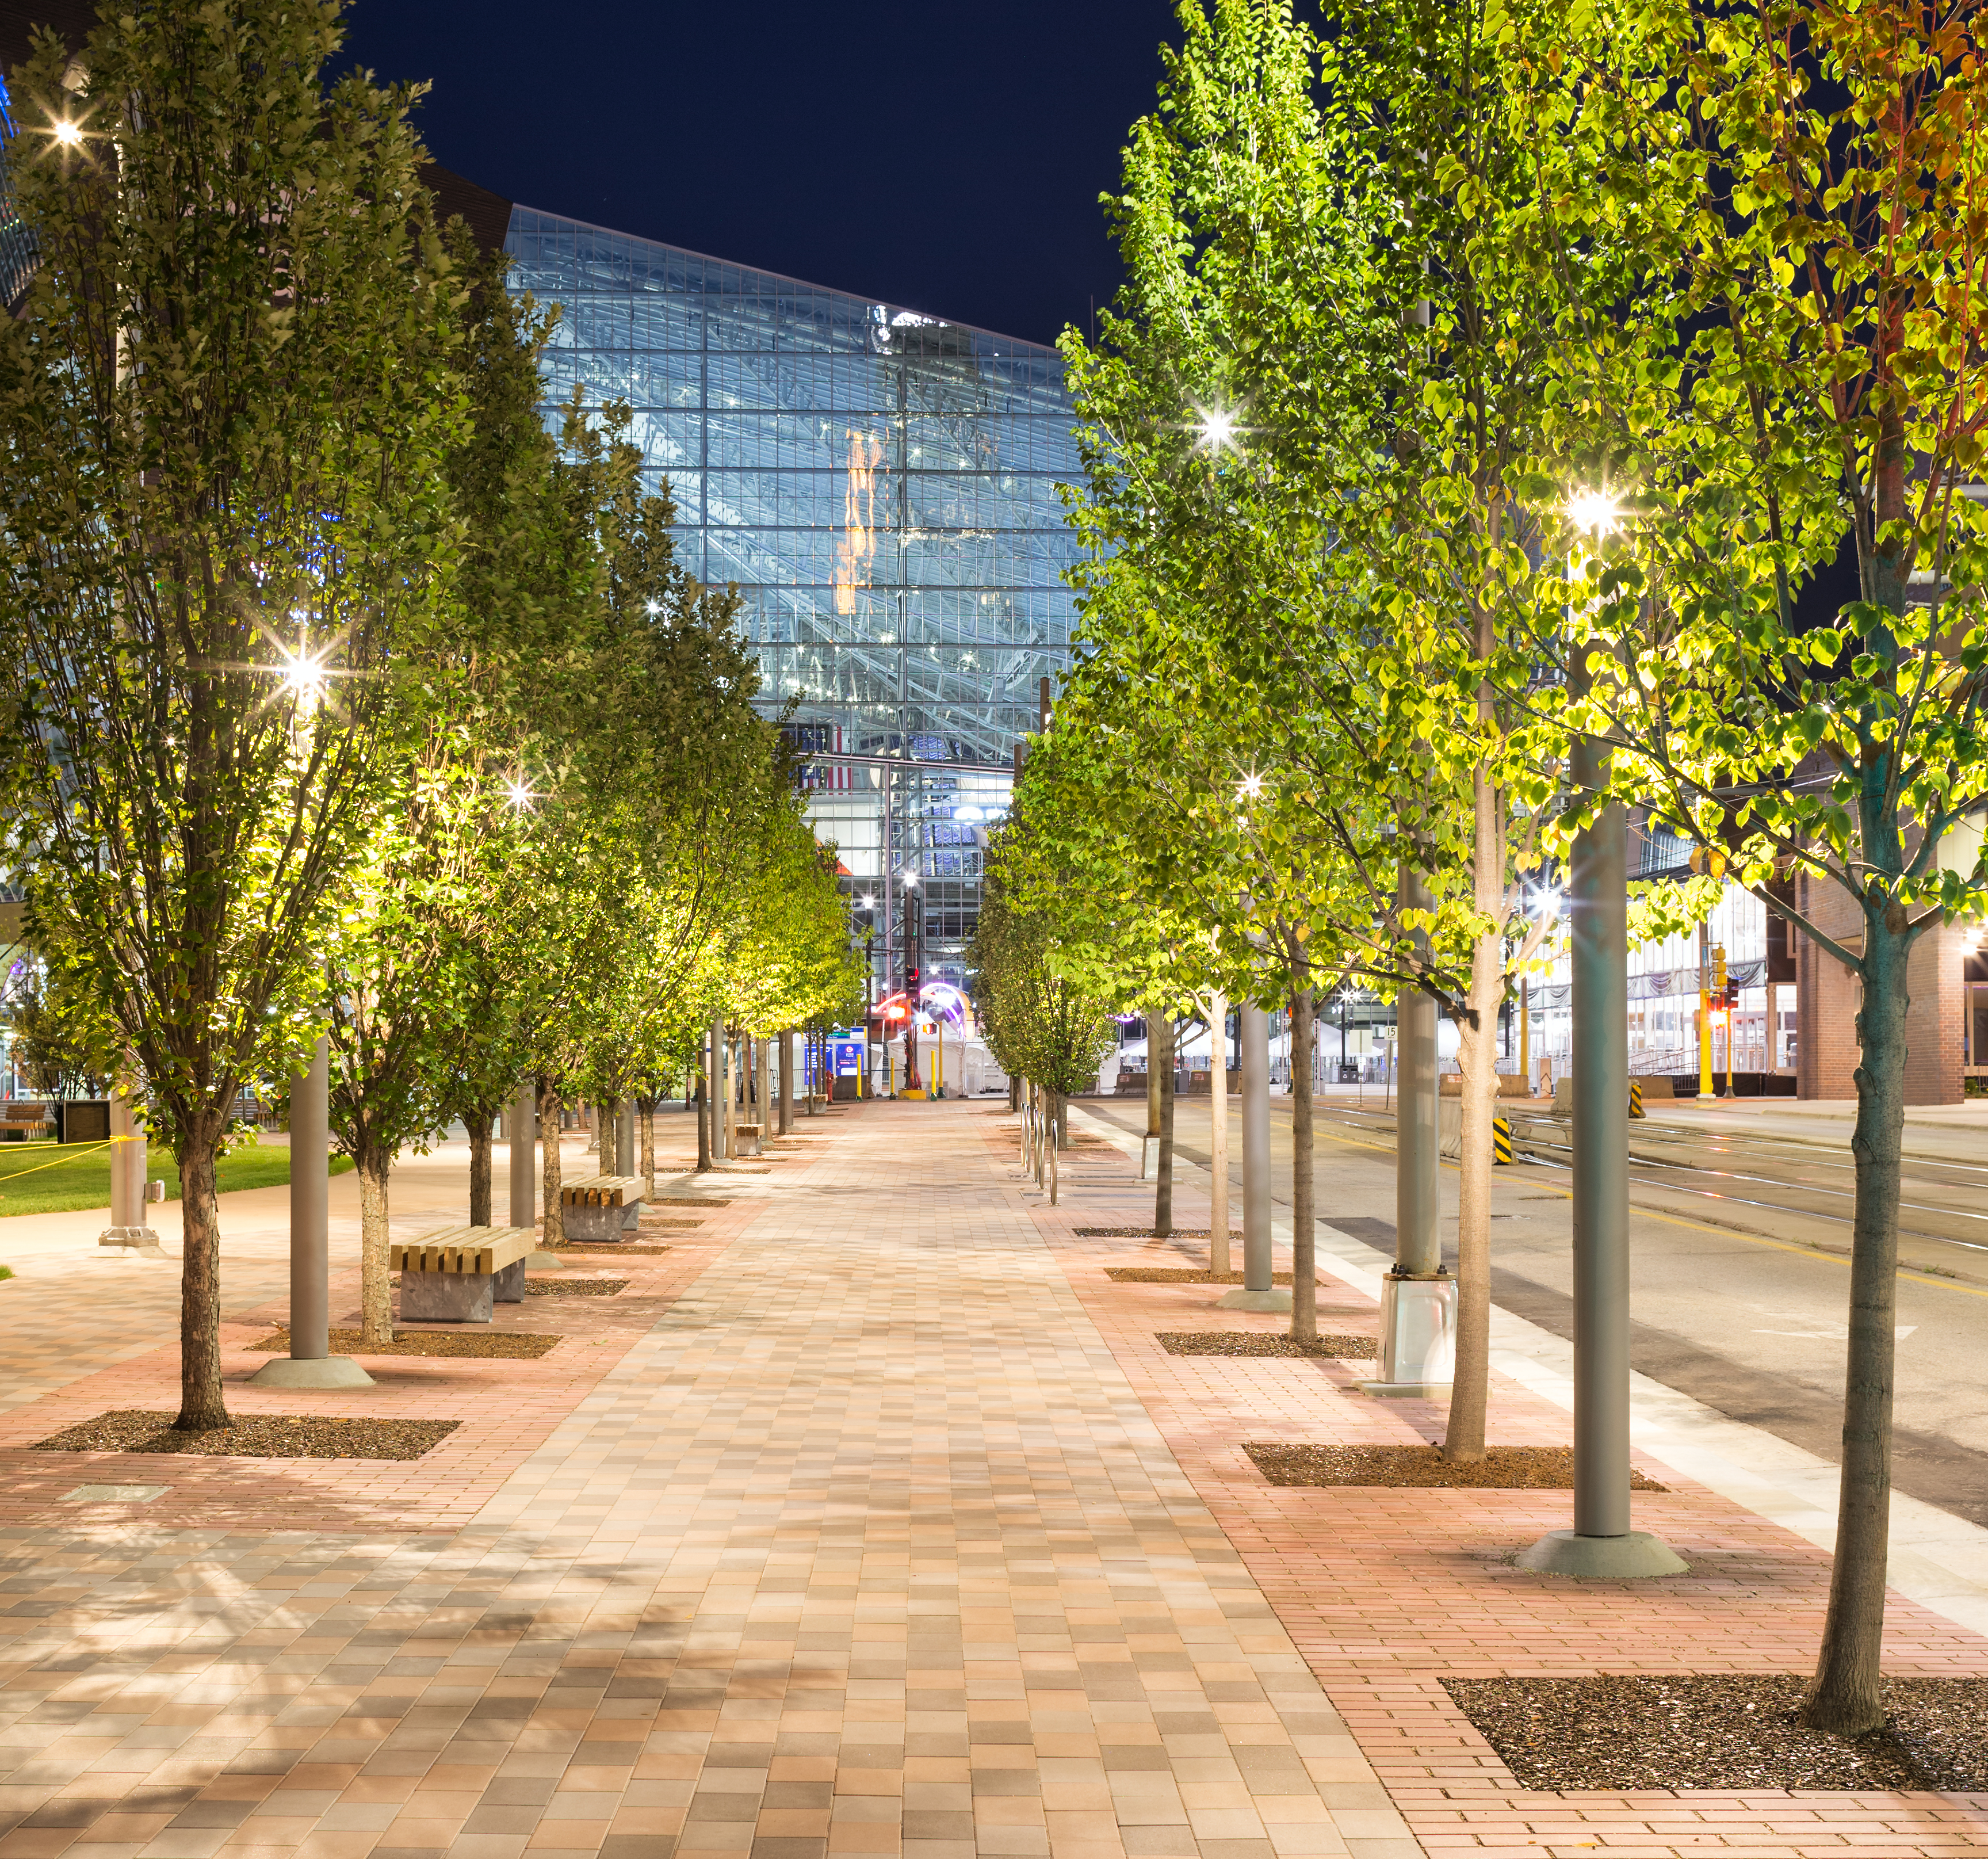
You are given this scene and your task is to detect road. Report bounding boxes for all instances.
[1082,1091,1988,1529]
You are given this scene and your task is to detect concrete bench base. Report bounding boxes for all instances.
[560,1174,644,1242]
[393,1224,534,1324]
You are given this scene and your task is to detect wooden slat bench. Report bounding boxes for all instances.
[392,1223,534,1323]
[559,1174,644,1242]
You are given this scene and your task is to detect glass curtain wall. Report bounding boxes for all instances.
[502,207,1081,1002]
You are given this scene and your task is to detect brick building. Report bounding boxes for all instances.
[1793,814,1987,1105]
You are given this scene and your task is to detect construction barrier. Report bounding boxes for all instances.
[1629,1079,1646,1119]
[1493,1114,1514,1165]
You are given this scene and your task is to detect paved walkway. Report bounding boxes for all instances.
[0,1101,1982,1859]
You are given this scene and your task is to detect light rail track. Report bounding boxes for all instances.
[1312,1101,1988,1269]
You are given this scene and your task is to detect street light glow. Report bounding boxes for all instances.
[277,648,327,701]
[1566,487,1620,536]
[901,871,920,888]
[504,780,535,810]
[1238,772,1265,800]
[1194,404,1241,454]
[51,120,82,147]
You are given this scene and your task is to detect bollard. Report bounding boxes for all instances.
[1628,1079,1646,1119]
[1493,1114,1514,1166]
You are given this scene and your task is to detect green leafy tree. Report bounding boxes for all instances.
[1517,0,1988,1731]
[0,0,463,1429]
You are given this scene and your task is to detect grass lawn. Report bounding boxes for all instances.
[0,1141,353,1219]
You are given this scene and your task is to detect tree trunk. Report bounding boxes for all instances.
[1154,1014,1175,1236]
[174,1125,228,1431]
[640,1095,656,1200]
[358,1146,393,1347]
[540,1081,565,1245]
[467,1108,492,1227]
[694,1066,711,1171]
[904,1021,920,1093]
[1146,1017,1161,1141]
[1445,758,1507,1463]
[1009,1074,1020,1112]
[779,1028,794,1135]
[1801,908,1909,1735]
[1290,983,1316,1345]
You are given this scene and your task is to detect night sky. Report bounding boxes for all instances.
[334,0,1186,351]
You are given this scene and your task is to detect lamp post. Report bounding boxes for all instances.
[250,1035,372,1388]
[1360,865,1452,1396]
[1519,491,1684,1578]
[1220,1001,1287,1311]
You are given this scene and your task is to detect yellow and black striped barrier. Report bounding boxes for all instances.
[1493,1114,1514,1165]
[1628,1080,1646,1119]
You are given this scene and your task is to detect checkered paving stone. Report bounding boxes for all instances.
[1010,1109,1988,1857]
[0,1104,1410,1859]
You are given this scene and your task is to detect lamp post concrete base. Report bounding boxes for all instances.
[1516,1529,1688,1578]
[1362,1273,1456,1398]
[97,1226,166,1257]
[1217,1287,1291,1312]
[247,1355,375,1390]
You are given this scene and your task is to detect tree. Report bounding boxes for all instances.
[973,811,1123,1151]
[1515,0,1988,1731]
[0,0,463,1429]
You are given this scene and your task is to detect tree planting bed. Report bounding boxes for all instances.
[33,1410,458,1460]
[1245,1442,1667,1490]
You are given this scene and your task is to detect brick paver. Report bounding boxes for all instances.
[0,1106,1415,1859]
[0,1101,1982,1859]
[1019,1107,1988,1857]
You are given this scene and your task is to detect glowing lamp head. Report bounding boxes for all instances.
[901,871,919,888]
[1194,404,1240,454]
[1566,487,1620,537]
[277,648,327,701]
[51,120,82,147]
[504,780,535,811]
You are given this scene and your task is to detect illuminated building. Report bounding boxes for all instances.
[495,195,1081,1000]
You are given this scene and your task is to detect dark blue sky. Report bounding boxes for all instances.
[337,0,1185,350]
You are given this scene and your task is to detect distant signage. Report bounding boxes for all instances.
[830,1037,863,1075]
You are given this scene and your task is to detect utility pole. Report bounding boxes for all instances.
[1221,1001,1287,1311]
[1362,865,1454,1396]
[1520,673,1684,1576]
[252,1036,370,1388]
[1206,990,1230,1274]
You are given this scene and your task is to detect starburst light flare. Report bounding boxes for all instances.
[1194,404,1241,454]
[1566,488,1620,536]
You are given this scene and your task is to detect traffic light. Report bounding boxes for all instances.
[1711,944,1727,993]
[1723,981,1741,1009]
[904,966,920,998]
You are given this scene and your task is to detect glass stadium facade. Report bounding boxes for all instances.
[502,206,1082,998]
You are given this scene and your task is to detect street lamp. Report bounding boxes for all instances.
[1517,487,1684,1579]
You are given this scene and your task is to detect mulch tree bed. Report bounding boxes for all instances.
[1107,1266,1299,1284]
[1442,1674,1988,1792]
[249,1326,564,1360]
[552,1241,672,1254]
[1161,1330,1375,1360]
[33,1410,460,1460]
[1083,1228,1244,1240]
[1245,1442,1668,1491]
[652,1197,733,1207]
[526,1277,627,1297]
